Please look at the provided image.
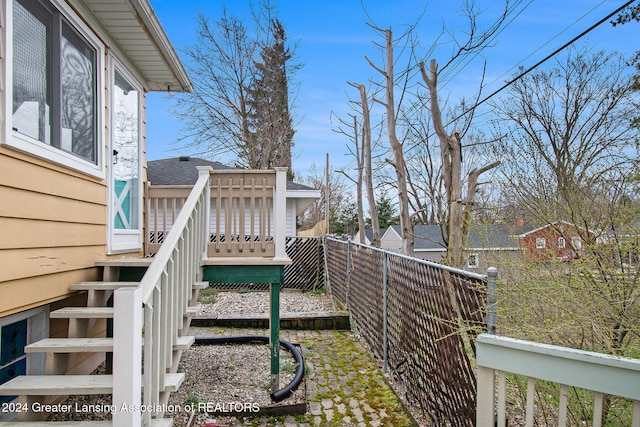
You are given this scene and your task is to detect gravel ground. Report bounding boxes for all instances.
[199,290,336,316]
[174,290,332,426]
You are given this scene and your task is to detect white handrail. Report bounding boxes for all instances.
[476,334,640,427]
[112,167,211,426]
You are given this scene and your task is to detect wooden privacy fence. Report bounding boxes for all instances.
[326,238,488,426]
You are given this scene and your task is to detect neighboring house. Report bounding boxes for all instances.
[0,0,190,419]
[352,227,388,245]
[146,157,321,238]
[380,224,519,271]
[517,221,591,262]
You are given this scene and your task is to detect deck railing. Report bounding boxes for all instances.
[146,168,287,262]
[112,166,211,426]
[476,334,640,427]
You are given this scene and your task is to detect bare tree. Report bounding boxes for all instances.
[347,83,381,246]
[366,27,414,255]
[335,112,366,243]
[398,98,445,225]
[298,162,348,232]
[170,10,257,164]
[418,0,508,267]
[489,46,640,424]
[169,3,298,171]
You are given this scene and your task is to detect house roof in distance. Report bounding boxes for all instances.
[147,157,319,193]
[384,223,518,251]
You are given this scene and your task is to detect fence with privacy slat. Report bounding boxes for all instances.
[325,237,488,426]
[207,236,326,292]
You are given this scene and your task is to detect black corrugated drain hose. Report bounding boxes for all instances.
[194,335,305,403]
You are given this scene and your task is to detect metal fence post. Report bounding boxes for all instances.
[323,236,331,293]
[487,267,498,334]
[382,252,389,373]
[346,239,352,308]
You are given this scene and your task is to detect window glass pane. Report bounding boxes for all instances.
[12,0,51,144]
[61,22,97,163]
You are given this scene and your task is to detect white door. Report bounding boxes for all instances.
[108,67,142,253]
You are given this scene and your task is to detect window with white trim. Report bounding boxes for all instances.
[6,0,103,177]
[558,237,566,248]
[468,253,479,269]
[536,237,546,249]
[571,236,582,250]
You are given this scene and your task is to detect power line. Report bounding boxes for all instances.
[439,0,533,88]
[473,0,608,97]
[444,0,637,129]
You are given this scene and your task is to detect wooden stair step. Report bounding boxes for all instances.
[0,375,112,395]
[0,373,184,396]
[186,305,201,316]
[95,258,153,268]
[69,281,139,291]
[174,335,195,351]
[25,338,113,353]
[50,307,114,319]
[193,281,209,290]
[0,419,173,426]
[24,336,194,353]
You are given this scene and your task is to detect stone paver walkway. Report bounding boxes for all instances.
[190,327,416,427]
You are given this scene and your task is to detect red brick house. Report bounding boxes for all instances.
[519,221,592,261]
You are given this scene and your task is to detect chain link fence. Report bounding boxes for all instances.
[326,237,489,426]
[208,236,325,291]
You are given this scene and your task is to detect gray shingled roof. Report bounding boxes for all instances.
[147,157,237,185]
[147,157,317,191]
[387,223,517,250]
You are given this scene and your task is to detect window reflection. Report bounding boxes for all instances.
[113,71,139,230]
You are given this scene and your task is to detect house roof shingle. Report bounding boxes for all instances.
[147,157,318,192]
[386,223,517,251]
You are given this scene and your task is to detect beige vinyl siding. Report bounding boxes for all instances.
[0,149,108,317]
[0,269,101,317]
[380,228,403,253]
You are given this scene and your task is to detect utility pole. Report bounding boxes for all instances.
[325,153,329,234]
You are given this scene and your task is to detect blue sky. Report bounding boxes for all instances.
[146,0,639,186]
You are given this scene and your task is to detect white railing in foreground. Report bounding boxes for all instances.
[476,334,640,427]
[112,166,211,426]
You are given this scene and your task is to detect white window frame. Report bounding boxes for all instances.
[0,306,48,421]
[2,0,105,178]
[558,237,566,248]
[107,59,143,254]
[536,237,546,249]
[571,236,582,250]
[467,253,479,269]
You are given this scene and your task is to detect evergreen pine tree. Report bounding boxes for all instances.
[247,19,295,178]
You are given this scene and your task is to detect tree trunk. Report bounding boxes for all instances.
[358,84,381,247]
[421,59,463,266]
[379,29,413,255]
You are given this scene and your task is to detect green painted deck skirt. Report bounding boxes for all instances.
[203,265,284,284]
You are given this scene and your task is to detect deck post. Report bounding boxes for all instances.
[273,167,288,262]
[270,281,281,393]
[113,286,143,427]
[196,166,212,261]
[476,365,496,427]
